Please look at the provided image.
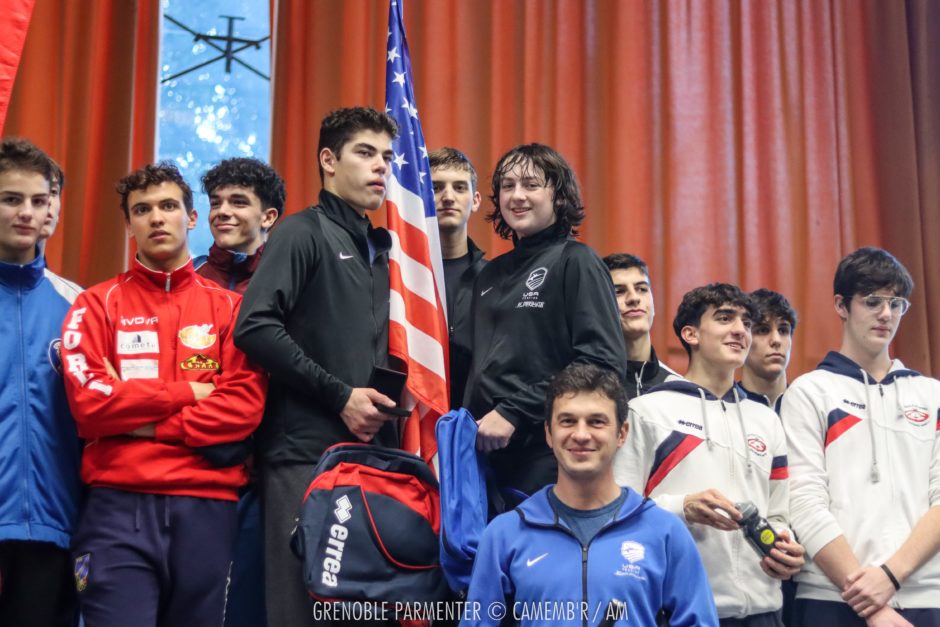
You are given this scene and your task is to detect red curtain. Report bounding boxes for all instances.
[3,0,159,287]
[270,0,940,377]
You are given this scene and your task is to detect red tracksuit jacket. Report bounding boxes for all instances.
[61,259,267,501]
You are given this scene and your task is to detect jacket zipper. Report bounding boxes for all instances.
[17,286,31,530]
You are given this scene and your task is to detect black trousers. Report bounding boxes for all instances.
[0,539,75,627]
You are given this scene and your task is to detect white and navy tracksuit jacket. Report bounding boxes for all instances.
[614,380,789,619]
[783,351,940,608]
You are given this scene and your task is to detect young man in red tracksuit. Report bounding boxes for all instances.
[61,162,267,626]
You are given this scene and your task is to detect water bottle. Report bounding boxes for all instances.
[736,501,780,559]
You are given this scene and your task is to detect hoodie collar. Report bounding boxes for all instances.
[130,256,195,292]
[515,485,650,529]
[816,350,919,385]
[651,379,747,404]
[0,251,45,289]
[738,383,786,414]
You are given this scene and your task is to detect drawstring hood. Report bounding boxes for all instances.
[860,370,880,483]
[732,387,753,474]
[815,351,922,485]
[697,387,714,449]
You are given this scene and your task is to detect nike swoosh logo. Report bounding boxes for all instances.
[338,252,355,260]
[526,552,548,567]
[480,287,494,296]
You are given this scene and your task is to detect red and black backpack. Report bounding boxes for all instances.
[291,443,449,605]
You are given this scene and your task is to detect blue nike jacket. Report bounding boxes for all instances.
[0,254,82,549]
[463,486,718,626]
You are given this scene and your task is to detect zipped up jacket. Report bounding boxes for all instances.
[0,255,82,549]
[624,345,683,400]
[193,243,264,296]
[235,191,395,465]
[783,351,940,608]
[614,380,790,618]
[463,485,718,626]
[462,223,626,492]
[61,258,267,501]
[447,238,486,408]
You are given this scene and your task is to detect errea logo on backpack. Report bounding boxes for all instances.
[322,495,352,588]
[334,495,352,523]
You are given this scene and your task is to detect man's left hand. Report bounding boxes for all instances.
[843,565,897,618]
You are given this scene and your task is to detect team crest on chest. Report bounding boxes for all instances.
[179,324,216,350]
[746,434,768,456]
[517,267,548,309]
[903,406,930,426]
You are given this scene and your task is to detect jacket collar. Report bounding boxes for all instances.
[206,243,263,275]
[515,485,651,529]
[131,256,195,291]
[651,379,747,403]
[467,237,486,265]
[0,251,46,289]
[816,350,919,385]
[626,345,663,383]
[738,383,785,414]
[512,221,569,254]
[318,190,391,260]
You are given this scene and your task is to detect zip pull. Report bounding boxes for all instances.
[165,273,171,292]
[720,400,726,412]
[879,384,884,397]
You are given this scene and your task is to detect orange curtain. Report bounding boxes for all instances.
[271,0,940,377]
[3,0,159,287]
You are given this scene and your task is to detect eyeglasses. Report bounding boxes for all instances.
[858,294,910,316]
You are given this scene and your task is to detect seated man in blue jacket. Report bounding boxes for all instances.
[463,363,718,626]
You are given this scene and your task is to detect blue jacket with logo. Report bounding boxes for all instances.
[0,254,82,549]
[463,485,718,626]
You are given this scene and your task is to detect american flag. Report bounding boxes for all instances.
[384,0,449,465]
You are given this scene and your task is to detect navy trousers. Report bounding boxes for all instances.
[71,487,237,627]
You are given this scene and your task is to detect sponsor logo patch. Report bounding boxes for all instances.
[178,324,216,350]
[74,553,90,593]
[180,354,220,371]
[120,359,159,380]
[116,330,159,355]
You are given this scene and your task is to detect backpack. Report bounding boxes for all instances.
[291,443,449,604]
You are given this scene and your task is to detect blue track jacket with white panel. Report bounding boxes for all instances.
[0,254,82,549]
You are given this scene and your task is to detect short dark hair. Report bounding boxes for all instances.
[116,162,194,219]
[0,138,55,185]
[202,157,286,217]
[750,288,798,331]
[673,283,759,358]
[545,363,628,429]
[429,146,478,190]
[488,143,585,240]
[833,247,914,308]
[49,157,65,192]
[317,107,398,183]
[603,253,649,279]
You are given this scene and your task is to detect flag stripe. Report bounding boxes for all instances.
[385,0,450,464]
